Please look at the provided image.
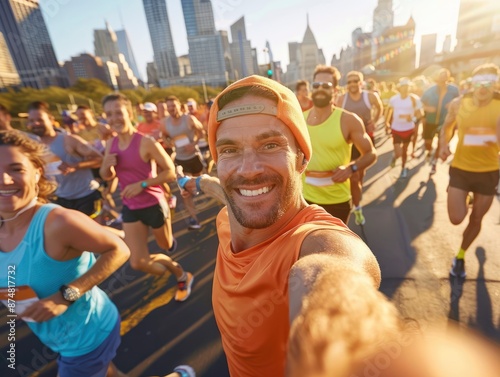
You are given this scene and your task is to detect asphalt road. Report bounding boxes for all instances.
[1,125,499,376]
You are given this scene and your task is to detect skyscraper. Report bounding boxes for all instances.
[0,0,69,89]
[94,22,120,58]
[229,16,255,79]
[181,0,226,86]
[419,34,437,68]
[143,0,179,79]
[0,31,21,88]
[116,29,141,81]
[94,23,138,90]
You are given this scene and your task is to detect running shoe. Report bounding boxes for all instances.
[400,168,408,178]
[353,208,366,226]
[450,257,466,278]
[187,217,201,230]
[168,238,178,253]
[390,157,396,168]
[175,272,194,302]
[173,365,196,377]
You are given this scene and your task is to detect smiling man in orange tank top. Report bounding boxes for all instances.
[178,76,396,376]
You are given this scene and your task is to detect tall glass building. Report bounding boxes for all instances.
[0,0,69,88]
[143,0,179,79]
[181,0,226,85]
[116,29,141,81]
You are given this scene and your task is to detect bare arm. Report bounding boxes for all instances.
[412,94,425,120]
[180,173,227,204]
[61,134,102,174]
[438,97,460,161]
[287,254,400,377]
[496,115,500,149]
[285,229,401,377]
[189,114,206,141]
[289,229,381,321]
[143,137,176,186]
[160,119,172,147]
[99,138,117,181]
[331,112,376,183]
[20,207,130,322]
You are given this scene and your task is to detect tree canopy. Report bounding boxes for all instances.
[0,78,223,120]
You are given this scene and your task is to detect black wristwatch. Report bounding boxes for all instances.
[60,285,81,304]
[350,163,359,173]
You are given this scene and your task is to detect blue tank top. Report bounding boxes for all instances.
[0,204,119,357]
[49,133,97,200]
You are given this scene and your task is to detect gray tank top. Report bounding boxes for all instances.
[165,114,199,161]
[49,133,96,199]
[342,91,372,127]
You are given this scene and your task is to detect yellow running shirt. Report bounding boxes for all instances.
[302,108,352,204]
[452,96,500,172]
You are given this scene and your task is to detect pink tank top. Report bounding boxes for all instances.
[110,132,164,210]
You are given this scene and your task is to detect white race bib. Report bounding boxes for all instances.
[305,176,334,187]
[174,135,190,148]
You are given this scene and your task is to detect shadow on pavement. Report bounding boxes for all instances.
[469,247,500,342]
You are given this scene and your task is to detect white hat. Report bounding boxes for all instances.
[398,78,411,86]
[143,102,157,112]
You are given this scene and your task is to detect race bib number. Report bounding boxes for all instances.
[304,171,335,187]
[463,127,497,146]
[173,135,190,148]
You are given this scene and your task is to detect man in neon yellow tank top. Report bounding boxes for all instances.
[439,63,500,278]
[303,65,377,224]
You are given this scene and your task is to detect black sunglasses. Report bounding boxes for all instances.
[312,82,333,89]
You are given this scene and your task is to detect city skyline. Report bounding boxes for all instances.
[39,0,460,80]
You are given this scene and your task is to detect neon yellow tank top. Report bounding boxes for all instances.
[302,108,352,204]
[452,97,500,172]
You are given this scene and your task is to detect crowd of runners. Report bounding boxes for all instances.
[0,60,499,377]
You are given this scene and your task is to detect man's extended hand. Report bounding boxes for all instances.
[20,292,70,322]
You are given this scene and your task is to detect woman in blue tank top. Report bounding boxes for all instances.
[0,130,130,377]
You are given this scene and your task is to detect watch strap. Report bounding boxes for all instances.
[177,176,191,190]
[195,176,203,193]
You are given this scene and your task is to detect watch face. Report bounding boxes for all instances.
[63,286,80,302]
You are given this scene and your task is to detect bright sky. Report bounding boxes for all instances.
[39,0,461,80]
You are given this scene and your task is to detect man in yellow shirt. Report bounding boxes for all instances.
[439,63,500,278]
